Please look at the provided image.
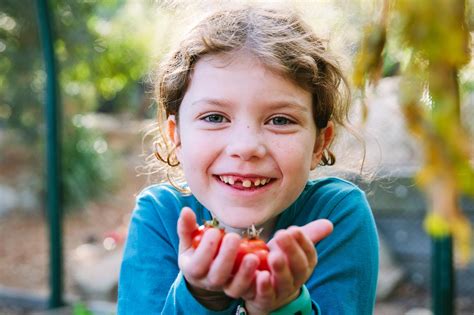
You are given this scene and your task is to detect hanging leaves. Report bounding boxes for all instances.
[353,0,473,264]
[352,23,386,89]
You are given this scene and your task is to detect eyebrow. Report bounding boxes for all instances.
[267,100,310,113]
[192,98,310,113]
[192,98,232,107]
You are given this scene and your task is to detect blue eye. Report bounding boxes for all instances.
[269,116,293,125]
[202,114,228,123]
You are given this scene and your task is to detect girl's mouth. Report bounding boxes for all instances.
[215,175,274,190]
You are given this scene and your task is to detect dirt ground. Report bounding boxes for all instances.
[0,154,148,296]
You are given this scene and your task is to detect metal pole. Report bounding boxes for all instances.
[432,235,454,315]
[36,0,64,308]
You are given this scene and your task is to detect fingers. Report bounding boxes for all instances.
[271,231,308,293]
[266,225,320,298]
[177,207,198,252]
[237,221,333,313]
[224,254,259,298]
[254,270,274,306]
[300,219,333,244]
[288,226,317,269]
[242,270,277,315]
[207,233,241,286]
[185,228,224,278]
[267,248,293,295]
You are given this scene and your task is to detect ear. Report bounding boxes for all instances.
[167,115,181,157]
[310,121,334,170]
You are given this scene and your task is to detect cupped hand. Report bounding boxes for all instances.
[177,207,260,295]
[243,219,334,314]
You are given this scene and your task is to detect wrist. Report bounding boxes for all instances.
[184,278,233,311]
[270,285,312,315]
[275,287,301,309]
[237,285,313,315]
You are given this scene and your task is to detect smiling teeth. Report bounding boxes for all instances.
[219,176,270,187]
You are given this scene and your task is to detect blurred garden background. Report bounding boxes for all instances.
[0,0,473,314]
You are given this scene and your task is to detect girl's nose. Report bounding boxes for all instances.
[224,126,267,161]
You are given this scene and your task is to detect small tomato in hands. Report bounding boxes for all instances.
[191,218,225,250]
[191,220,270,274]
[232,236,270,274]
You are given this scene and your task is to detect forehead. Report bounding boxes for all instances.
[184,51,312,107]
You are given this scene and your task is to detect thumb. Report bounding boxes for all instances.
[177,207,198,252]
[300,219,333,244]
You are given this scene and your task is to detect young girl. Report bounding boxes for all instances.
[118,4,379,315]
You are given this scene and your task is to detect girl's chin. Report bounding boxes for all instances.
[214,212,276,233]
[219,219,261,230]
[209,205,279,231]
[215,215,265,230]
[217,217,276,241]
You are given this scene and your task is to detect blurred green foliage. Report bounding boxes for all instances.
[73,302,93,315]
[0,0,155,142]
[353,0,473,263]
[61,115,120,211]
[0,0,159,210]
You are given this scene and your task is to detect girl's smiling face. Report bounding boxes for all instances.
[168,52,333,229]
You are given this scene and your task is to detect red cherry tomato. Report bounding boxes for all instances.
[191,221,270,274]
[232,237,270,274]
[191,221,225,250]
[191,225,208,249]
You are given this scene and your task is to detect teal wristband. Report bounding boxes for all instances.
[270,285,312,315]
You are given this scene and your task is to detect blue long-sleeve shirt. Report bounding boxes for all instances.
[118,177,379,314]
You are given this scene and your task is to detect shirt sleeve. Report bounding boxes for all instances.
[307,186,379,314]
[117,186,240,314]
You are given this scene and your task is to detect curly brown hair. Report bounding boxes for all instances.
[153,4,351,171]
